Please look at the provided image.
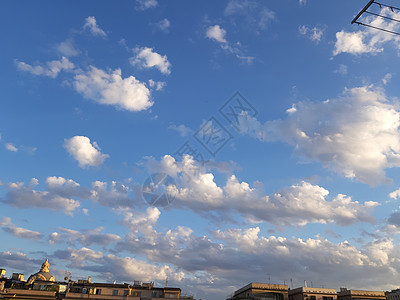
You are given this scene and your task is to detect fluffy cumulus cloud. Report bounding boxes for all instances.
[90,180,138,208]
[73,66,153,111]
[53,246,183,283]
[143,155,378,227]
[206,25,227,44]
[64,136,109,168]
[83,16,107,37]
[333,7,400,55]
[1,177,85,215]
[16,57,74,78]
[54,247,103,268]
[1,175,140,215]
[239,85,400,185]
[130,47,171,75]
[0,217,42,240]
[113,213,400,298]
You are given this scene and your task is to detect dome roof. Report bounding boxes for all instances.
[27,271,55,284]
[27,259,55,284]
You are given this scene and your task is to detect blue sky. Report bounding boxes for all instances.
[2,0,400,299]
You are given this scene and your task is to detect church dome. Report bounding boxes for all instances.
[27,259,55,284]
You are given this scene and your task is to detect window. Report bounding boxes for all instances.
[96,289,102,295]
[152,292,158,298]
[124,290,129,296]
[113,290,119,296]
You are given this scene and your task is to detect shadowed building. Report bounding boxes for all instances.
[289,287,337,300]
[228,283,289,300]
[337,289,386,300]
[386,289,400,300]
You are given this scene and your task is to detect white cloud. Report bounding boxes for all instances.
[16,57,74,78]
[130,47,171,75]
[333,7,400,56]
[148,79,166,91]
[115,212,400,297]
[389,188,400,200]
[0,217,42,240]
[56,39,79,57]
[83,16,107,38]
[382,73,392,85]
[50,227,120,246]
[53,246,183,283]
[144,155,378,227]
[224,0,275,31]
[135,0,158,10]
[299,25,324,43]
[0,251,42,274]
[168,124,193,137]
[73,66,152,111]
[101,254,182,282]
[2,178,82,215]
[2,175,138,214]
[54,247,103,268]
[90,180,137,208]
[299,0,306,5]
[121,207,161,238]
[206,25,227,44]
[333,31,382,56]
[333,64,348,75]
[157,19,170,33]
[239,85,400,185]
[205,25,255,63]
[5,143,18,152]
[64,136,109,168]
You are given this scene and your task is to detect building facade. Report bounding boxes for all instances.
[289,287,337,300]
[228,283,289,300]
[337,289,386,300]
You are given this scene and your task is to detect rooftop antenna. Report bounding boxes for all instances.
[351,0,400,35]
[165,277,168,287]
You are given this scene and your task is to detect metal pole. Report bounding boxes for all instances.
[352,0,375,24]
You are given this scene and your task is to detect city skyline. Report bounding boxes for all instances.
[1,1,400,300]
